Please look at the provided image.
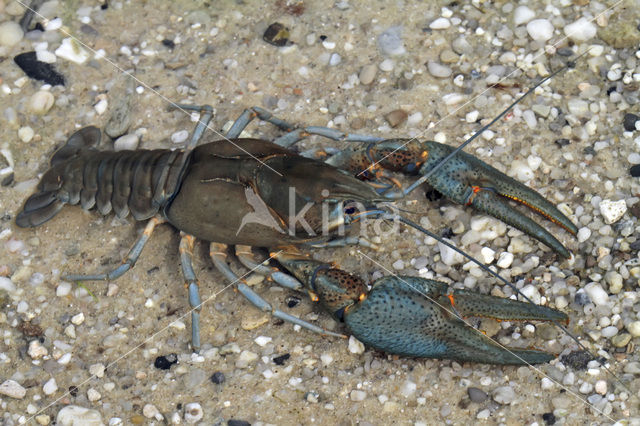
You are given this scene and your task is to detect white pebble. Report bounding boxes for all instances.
[429,17,451,29]
[329,53,341,66]
[567,98,589,117]
[71,312,85,325]
[584,282,609,306]
[527,155,542,170]
[0,21,24,47]
[427,61,452,78]
[379,59,394,72]
[89,363,105,378]
[55,38,90,64]
[577,227,591,243]
[171,130,189,144]
[0,276,16,293]
[359,64,377,85]
[466,110,479,123]
[601,326,618,338]
[94,99,108,115]
[87,388,101,402]
[564,18,597,42]
[480,247,495,264]
[607,68,622,81]
[18,126,34,142]
[513,6,535,26]
[114,134,140,151]
[0,379,26,399]
[523,109,537,128]
[28,91,55,114]
[321,353,334,366]
[438,240,464,265]
[595,380,607,395]
[254,336,272,347]
[184,403,203,424]
[28,340,48,359]
[526,19,554,42]
[599,199,627,224]
[510,161,534,181]
[392,259,405,270]
[56,282,71,296]
[348,335,365,354]
[322,40,336,49]
[57,406,103,426]
[628,153,640,164]
[493,386,516,404]
[627,321,640,337]
[400,381,417,397]
[521,284,541,304]
[43,378,58,395]
[496,252,514,268]
[377,26,406,56]
[541,377,554,390]
[442,93,464,105]
[407,112,422,126]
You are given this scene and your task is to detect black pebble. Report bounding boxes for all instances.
[68,385,79,397]
[630,165,640,177]
[286,296,300,308]
[556,47,574,57]
[154,353,178,370]
[554,138,570,147]
[162,39,176,49]
[210,371,225,384]
[228,420,251,426]
[273,353,290,365]
[542,412,556,425]
[263,23,290,46]
[624,113,639,132]
[467,387,488,403]
[14,52,65,86]
[560,350,592,370]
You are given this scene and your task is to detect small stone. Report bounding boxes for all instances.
[577,227,591,243]
[18,126,35,142]
[627,321,640,337]
[492,386,516,405]
[477,409,490,420]
[0,21,24,46]
[55,38,90,64]
[564,18,597,42]
[210,371,225,384]
[89,363,105,378]
[594,380,607,395]
[468,387,488,403]
[611,333,631,348]
[385,109,408,128]
[236,350,258,368]
[451,36,472,55]
[87,388,101,402]
[94,99,108,115]
[28,340,48,359]
[379,58,394,72]
[377,26,405,56]
[350,390,367,401]
[439,49,458,64]
[328,53,341,66]
[392,259,405,270]
[56,406,103,426]
[143,404,160,419]
[526,19,554,41]
[427,61,452,78]
[359,64,377,85]
[348,335,365,354]
[114,134,139,151]
[583,283,608,306]
[429,17,451,29]
[35,415,50,425]
[154,353,178,370]
[496,252,514,268]
[28,91,55,114]
[601,326,618,338]
[567,99,589,117]
[71,312,85,325]
[480,247,495,264]
[171,130,189,144]
[513,6,535,26]
[43,378,58,395]
[623,113,639,132]
[254,335,272,346]
[184,402,203,424]
[263,23,290,47]
[0,379,26,399]
[541,377,554,390]
[599,199,627,224]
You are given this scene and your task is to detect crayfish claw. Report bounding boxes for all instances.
[343,276,566,365]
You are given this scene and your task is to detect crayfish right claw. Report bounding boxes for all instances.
[343,276,567,365]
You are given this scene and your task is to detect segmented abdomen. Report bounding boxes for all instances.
[16,126,187,227]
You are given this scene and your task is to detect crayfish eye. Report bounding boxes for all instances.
[343,201,358,215]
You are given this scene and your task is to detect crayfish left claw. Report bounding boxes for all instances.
[344,276,567,365]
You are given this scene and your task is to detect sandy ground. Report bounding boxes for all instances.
[1,0,640,424]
